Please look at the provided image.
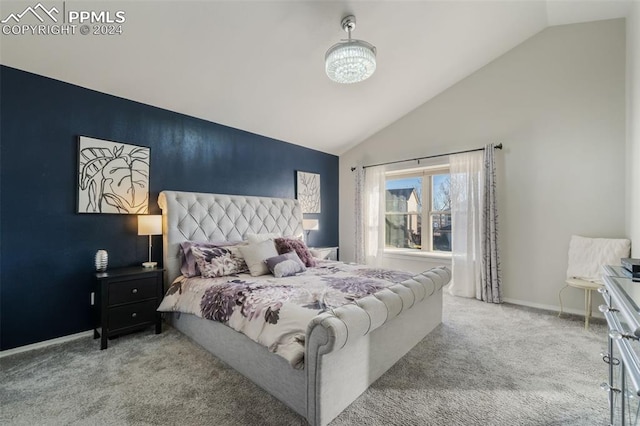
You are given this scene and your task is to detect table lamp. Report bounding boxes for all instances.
[138,215,162,268]
[302,219,319,244]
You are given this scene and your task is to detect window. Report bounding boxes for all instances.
[385,167,451,253]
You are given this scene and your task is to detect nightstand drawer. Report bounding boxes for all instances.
[108,300,157,331]
[108,277,157,305]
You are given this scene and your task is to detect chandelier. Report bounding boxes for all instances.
[325,15,376,84]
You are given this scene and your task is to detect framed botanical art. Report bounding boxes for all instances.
[296,171,321,213]
[77,136,150,214]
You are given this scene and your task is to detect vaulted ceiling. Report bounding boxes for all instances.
[0,1,631,154]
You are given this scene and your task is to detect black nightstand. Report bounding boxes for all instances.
[93,266,163,350]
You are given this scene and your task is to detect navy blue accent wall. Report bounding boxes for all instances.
[0,66,339,350]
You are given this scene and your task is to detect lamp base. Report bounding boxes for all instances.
[142,261,157,268]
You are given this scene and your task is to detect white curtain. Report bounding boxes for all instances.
[355,165,386,266]
[449,151,483,298]
[354,166,365,264]
[449,145,502,303]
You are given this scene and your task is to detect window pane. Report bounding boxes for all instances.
[432,213,451,252]
[385,214,421,248]
[385,177,422,248]
[432,174,450,211]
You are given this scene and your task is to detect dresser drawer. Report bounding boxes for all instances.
[108,300,157,331]
[108,276,157,305]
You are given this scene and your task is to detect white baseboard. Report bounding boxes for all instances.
[502,297,604,319]
[0,296,600,358]
[0,330,93,358]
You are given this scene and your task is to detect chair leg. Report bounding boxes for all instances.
[558,285,569,318]
[585,289,592,330]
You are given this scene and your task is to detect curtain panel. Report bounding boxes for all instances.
[449,151,483,298]
[354,166,365,264]
[355,165,386,266]
[449,144,502,303]
[364,165,386,266]
[480,145,502,303]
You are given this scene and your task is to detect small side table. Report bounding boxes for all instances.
[558,278,601,329]
[93,266,164,349]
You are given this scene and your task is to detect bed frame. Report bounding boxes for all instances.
[158,190,450,426]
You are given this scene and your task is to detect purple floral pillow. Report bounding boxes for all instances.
[179,241,242,277]
[191,245,248,278]
[274,238,317,267]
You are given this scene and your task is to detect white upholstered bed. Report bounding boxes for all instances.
[157,190,450,425]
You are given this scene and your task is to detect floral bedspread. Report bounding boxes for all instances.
[157,261,414,369]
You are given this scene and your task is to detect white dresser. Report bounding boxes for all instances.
[601,265,640,425]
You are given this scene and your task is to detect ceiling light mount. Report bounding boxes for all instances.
[341,15,357,33]
[325,14,376,84]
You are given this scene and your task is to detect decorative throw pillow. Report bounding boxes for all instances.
[274,237,317,267]
[180,241,216,277]
[265,251,307,278]
[246,232,281,244]
[190,245,249,278]
[238,239,279,276]
[179,240,243,277]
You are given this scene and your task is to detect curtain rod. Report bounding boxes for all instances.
[350,143,503,171]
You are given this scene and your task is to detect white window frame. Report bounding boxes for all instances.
[384,164,451,254]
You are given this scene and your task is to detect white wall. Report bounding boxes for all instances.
[340,19,626,315]
[627,3,640,257]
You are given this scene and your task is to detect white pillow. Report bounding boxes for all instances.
[238,239,279,276]
[246,232,281,244]
[566,235,630,282]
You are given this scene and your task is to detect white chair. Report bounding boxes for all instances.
[559,235,630,329]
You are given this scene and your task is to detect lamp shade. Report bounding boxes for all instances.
[302,219,319,231]
[138,215,162,236]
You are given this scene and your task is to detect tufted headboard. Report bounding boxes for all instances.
[157,190,304,284]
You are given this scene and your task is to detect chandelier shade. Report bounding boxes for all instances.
[325,15,376,84]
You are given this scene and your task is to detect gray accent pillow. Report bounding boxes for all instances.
[265,251,306,278]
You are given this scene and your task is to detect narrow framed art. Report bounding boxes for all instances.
[296,171,321,213]
[77,136,150,214]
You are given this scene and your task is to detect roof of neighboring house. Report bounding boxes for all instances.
[386,188,416,200]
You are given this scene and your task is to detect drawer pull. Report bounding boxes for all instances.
[132,288,138,294]
[599,305,617,313]
[609,329,639,341]
[600,382,621,394]
[600,351,620,366]
[131,312,137,318]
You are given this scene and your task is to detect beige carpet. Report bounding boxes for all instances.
[0,294,608,425]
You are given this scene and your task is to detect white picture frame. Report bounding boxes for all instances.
[77,136,150,214]
[296,171,321,213]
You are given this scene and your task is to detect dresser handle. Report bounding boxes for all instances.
[609,329,639,341]
[131,312,137,318]
[132,288,138,294]
[600,382,621,394]
[600,351,621,366]
[599,305,617,313]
